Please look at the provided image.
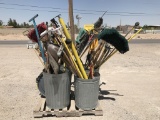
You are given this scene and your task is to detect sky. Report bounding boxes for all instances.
[0,0,160,27]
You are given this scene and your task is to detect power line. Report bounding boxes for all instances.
[0,6,101,15]
[0,2,106,13]
[0,2,67,10]
[0,6,149,16]
[0,2,155,15]
[1,6,160,17]
[0,3,160,16]
[0,6,68,13]
[0,2,112,13]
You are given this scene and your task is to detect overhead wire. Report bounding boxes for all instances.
[0,2,159,16]
[0,2,67,10]
[0,6,68,13]
[0,6,158,17]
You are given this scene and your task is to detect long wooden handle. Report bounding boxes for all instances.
[59,17,88,79]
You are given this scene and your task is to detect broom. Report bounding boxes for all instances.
[98,28,129,54]
[96,27,143,68]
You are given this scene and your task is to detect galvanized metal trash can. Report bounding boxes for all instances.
[74,72,100,110]
[43,70,71,109]
[36,72,45,97]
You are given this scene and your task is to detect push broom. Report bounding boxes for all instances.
[95,23,143,69]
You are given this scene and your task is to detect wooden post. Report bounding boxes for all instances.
[68,0,75,44]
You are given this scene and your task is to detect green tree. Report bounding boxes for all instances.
[23,22,30,28]
[0,20,3,26]
[26,23,30,28]
[13,19,18,28]
[7,18,19,28]
[23,22,26,27]
[143,25,148,30]
[8,18,13,26]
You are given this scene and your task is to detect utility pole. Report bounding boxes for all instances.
[120,19,122,31]
[68,0,75,44]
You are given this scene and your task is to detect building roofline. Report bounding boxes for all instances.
[147,25,160,27]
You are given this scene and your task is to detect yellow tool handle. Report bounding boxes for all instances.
[71,43,88,79]
[59,17,71,39]
[128,28,143,41]
[61,37,83,78]
[59,17,88,79]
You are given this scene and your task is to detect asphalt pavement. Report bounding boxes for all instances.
[0,39,160,45]
[0,40,31,45]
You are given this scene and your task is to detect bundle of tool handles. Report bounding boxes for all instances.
[28,14,142,80]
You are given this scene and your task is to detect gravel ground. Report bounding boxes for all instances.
[0,41,160,120]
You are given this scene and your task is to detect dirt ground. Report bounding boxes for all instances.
[0,40,160,120]
[0,28,29,40]
[1,28,160,40]
[0,28,160,120]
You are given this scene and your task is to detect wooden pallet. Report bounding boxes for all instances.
[33,98,103,118]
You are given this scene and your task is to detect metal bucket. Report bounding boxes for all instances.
[43,70,71,109]
[36,72,45,97]
[74,72,100,110]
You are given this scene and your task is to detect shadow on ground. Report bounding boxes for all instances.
[99,84,124,101]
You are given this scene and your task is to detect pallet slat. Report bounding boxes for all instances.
[33,98,103,118]
[40,98,46,111]
[33,98,46,118]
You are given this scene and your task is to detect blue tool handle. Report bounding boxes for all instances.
[32,20,46,63]
[29,14,38,22]
[28,14,46,63]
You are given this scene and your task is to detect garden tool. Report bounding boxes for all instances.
[94,48,106,68]
[75,28,88,45]
[100,22,139,57]
[101,22,140,61]
[50,33,76,74]
[47,44,59,62]
[79,33,97,58]
[50,16,84,78]
[94,22,141,69]
[47,44,60,74]
[95,43,112,68]
[88,61,94,79]
[75,28,89,55]
[27,22,47,43]
[46,21,48,35]
[125,22,140,38]
[92,41,105,65]
[57,45,64,57]
[79,11,106,58]
[47,51,59,74]
[94,11,107,29]
[40,27,62,38]
[85,50,92,67]
[85,40,103,68]
[93,46,105,66]
[61,52,78,75]
[55,14,88,79]
[55,35,84,78]
[97,27,143,68]
[98,28,129,54]
[100,22,140,60]
[29,14,46,64]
